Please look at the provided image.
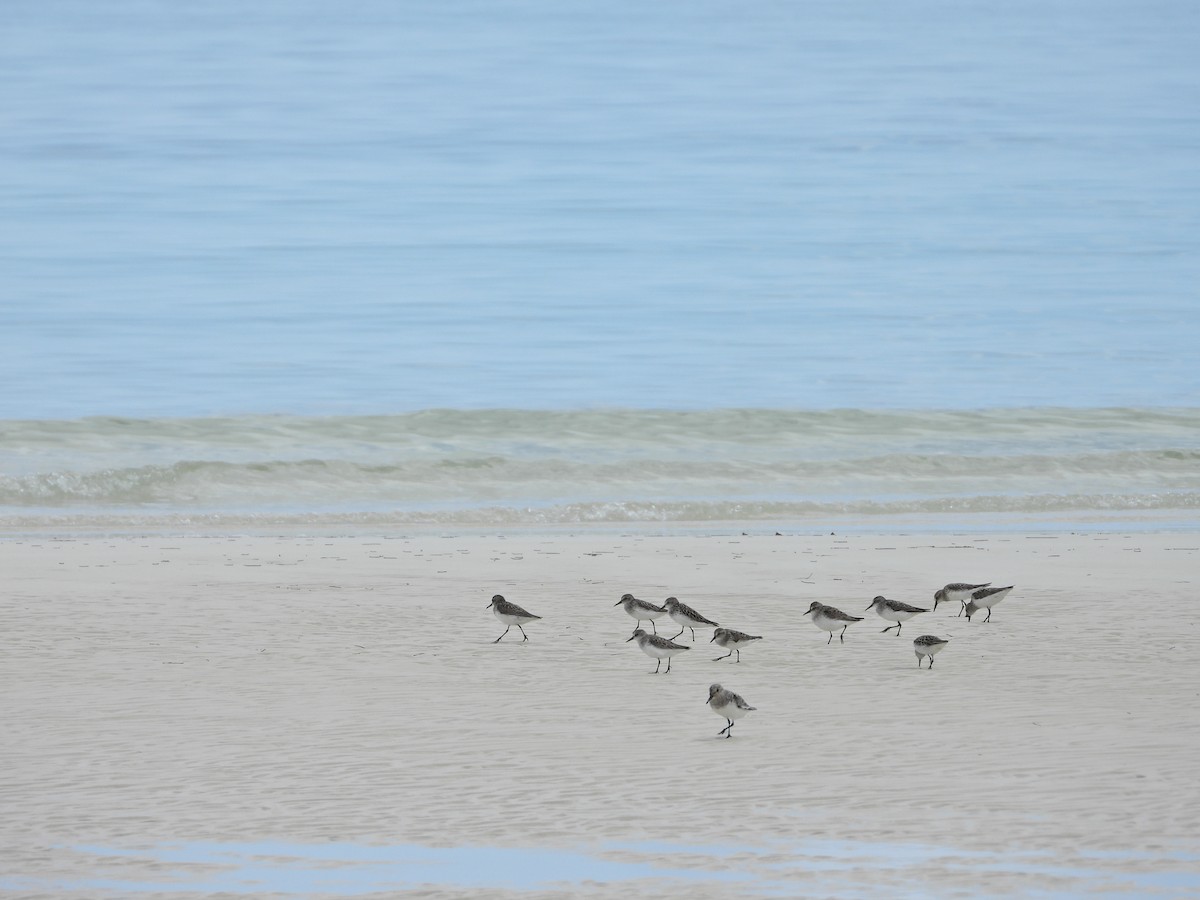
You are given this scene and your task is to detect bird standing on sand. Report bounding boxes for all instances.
[707,683,756,738]
[487,594,541,643]
[913,635,950,668]
[662,596,719,641]
[866,596,929,635]
[802,602,864,644]
[710,627,763,662]
[614,593,668,633]
[626,628,690,673]
[964,585,1014,623]
[933,582,991,616]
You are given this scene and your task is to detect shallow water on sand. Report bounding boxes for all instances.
[6,839,1197,897]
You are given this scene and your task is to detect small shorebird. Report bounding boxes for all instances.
[663,596,719,641]
[933,582,991,616]
[487,594,541,643]
[964,585,1014,623]
[614,593,668,634]
[710,627,763,662]
[803,602,864,644]
[866,596,929,635]
[626,628,690,674]
[913,635,949,668]
[707,683,756,739]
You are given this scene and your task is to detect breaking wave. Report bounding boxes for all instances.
[2,407,1198,525]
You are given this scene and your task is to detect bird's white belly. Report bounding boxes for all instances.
[813,614,843,631]
[713,702,748,720]
[642,642,684,659]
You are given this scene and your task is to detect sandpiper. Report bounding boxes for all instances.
[487,594,541,643]
[626,628,689,674]
[707,683,756,738]
[866,596,929,635]
[614,593,668,634]
[913,635,949,668]
[933,582,991,616]
[964,585,1014,623]
[802,602,864,644]
[662,596,719,641]
[710,627,763,662]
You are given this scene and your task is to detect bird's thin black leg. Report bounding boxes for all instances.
[665,657,672,674]
[929,656,935,668]
[689,627,696,641]
[494,626,511,643]
[671,628,685,640]
[985,609,992,623]
[827,632,833,645]
[734,649,741,662]
[713,650,732,661]
[839,626,847,643]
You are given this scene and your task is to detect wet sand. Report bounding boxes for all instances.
[2,530,1199,897]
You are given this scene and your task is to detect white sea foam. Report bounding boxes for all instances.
[2,408,1197,526]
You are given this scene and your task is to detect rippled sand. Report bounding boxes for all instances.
[2,531,1198,897]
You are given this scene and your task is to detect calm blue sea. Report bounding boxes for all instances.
[1,0,1198,527]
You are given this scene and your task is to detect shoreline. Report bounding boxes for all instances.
[3,530,1199,896]
[2,506,1198,540]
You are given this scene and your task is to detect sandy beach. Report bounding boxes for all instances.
[2,528,1199,897]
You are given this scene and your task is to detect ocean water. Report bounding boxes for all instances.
[1,0,1198,527]
[2,408,1198,528]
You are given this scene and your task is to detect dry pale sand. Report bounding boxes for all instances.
[2,529,1199,898]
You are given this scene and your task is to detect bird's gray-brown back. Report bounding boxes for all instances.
[490,595,539,619]
[809,602,863,622]
[708,683,755,710]
[642,632,689,651]
[913,634,949,647]
[972,585,1013,602]
[872,596,928,614]
[620,593,665,613]
[713,627,762,645]
[664,596,718,625]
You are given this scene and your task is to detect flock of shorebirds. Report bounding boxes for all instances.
[487,581,1015,739]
